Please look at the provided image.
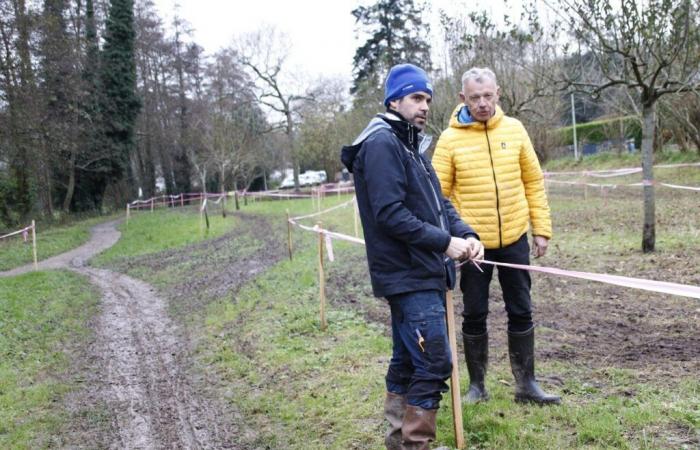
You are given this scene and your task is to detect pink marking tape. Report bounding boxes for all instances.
[461,259,700,300]
[0,225,32,241]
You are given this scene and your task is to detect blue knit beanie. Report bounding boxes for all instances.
[383,64,433,107]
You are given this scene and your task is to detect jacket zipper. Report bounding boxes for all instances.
[484,127,503,248]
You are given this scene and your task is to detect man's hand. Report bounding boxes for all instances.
[532,235,549,258]
[465,236,484,261]
[445,237,469,260]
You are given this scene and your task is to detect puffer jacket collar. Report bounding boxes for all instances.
[448,104,505,131]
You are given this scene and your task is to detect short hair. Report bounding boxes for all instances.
[461,67,498,86]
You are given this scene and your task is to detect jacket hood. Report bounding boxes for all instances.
[448,104,505,131]
[341,113,432,173]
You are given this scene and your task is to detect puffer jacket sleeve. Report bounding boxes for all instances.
[362,132,452,252]
[432,133,455,198]
[519,127,552,239]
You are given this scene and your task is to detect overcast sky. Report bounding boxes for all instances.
[151,0,519,81]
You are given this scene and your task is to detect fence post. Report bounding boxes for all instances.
[31,220,38,271]
[180,193,184,207]
[286,209,293,260]
[317,221,327,331]
[446,290,465,449]
[151,198,154,212]
[126,204,130,226]
[234,191,240,211]
[353,197,359,238]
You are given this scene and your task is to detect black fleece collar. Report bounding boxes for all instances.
[381,110,421,152]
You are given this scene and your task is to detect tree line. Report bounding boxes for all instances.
[1,0,699,250]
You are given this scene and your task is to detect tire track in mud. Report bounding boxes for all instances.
[1,220,239,449]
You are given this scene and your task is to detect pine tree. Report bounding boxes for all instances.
[100,0,141,200]
[351,0,432,95]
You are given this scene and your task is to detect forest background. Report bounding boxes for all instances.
[1,0,699,249]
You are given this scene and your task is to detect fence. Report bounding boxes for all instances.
[0,220,38,270]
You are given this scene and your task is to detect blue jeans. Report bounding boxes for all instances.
[385,289,452,410]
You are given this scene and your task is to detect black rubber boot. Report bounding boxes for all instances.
[508,326,561,405]
[462,331,489,403]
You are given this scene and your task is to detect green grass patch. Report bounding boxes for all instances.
[544,148,700,172]
[0,270,98,448]
[0,215,115,271]
[93,206,235,266]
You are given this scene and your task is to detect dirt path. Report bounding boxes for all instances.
[1,220,237,448]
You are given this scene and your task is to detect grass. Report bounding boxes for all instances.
[2,160,697,449]
[0,270,98,448]
[544,148,700,171]
[0,215,116,271]
[93,204,235,266]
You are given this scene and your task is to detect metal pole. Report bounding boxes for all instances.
[571,92,578,161]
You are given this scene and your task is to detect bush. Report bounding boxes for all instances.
[557,116,642,148]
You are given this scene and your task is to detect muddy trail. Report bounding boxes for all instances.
[1,217,282,449]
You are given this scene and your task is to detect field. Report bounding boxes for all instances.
[0,155,698,449]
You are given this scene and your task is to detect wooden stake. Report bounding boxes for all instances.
[150,198,154,212]
[446,290,465,449]
[286,209,293,260]
[31,220,38,270]
[317,221,327,331]
[353,197,359,238]
[126,204,130,226]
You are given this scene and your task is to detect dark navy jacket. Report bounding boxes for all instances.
[341,112,478,298]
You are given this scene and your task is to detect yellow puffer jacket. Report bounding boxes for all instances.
[432,105,551,249]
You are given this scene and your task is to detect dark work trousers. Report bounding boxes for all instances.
[385,289,452,410]
[460,233,533,335]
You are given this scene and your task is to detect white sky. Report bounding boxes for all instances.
[152,0,521,81]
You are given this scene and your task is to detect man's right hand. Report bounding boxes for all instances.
[445,237,470,260]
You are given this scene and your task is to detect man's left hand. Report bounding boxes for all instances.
[532,235,549,258]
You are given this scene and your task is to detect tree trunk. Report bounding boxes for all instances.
[63,148,77,211]
[641,102,656,253]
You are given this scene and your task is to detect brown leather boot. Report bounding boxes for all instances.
[384,392,406,450]
[401,405,450,450]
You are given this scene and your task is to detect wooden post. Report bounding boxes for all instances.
[31,220,38,271]
[353,197,359,238]
[150,198,154,212]
[180,193,184,207]
[234,191,240,211]
[222,191,227,218]
[446,290,465,449]
[317,221,327,331]
[126,204,130,226]
[286,209,293,260]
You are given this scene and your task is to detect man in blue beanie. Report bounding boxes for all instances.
[341,64,484,450]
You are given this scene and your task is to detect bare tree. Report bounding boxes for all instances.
[236,26,312,191]
[545,0,700,252]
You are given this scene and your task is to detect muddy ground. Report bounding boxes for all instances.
[327,247,699,386]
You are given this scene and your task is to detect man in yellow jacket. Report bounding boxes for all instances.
[432,67,560,405]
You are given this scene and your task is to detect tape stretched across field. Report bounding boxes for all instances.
[289,198,700,300]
